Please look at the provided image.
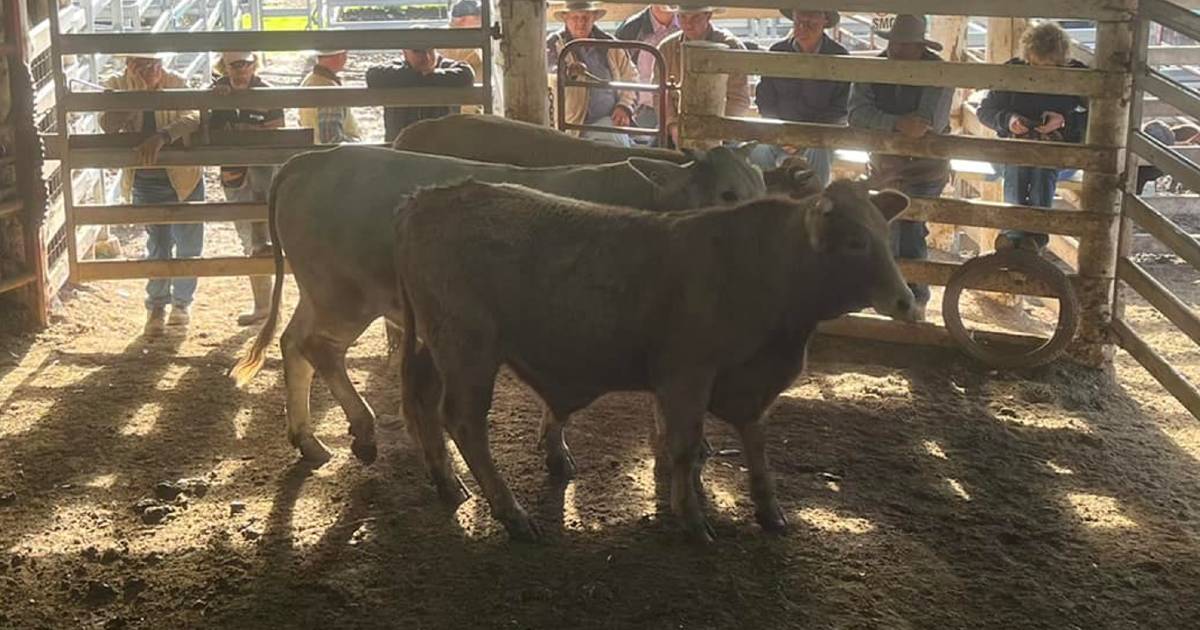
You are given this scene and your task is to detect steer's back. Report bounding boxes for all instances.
[393,113,688,166]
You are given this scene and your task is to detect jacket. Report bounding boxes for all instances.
[756,35,850,125]
[299,64,362,144]
[977,58,1089,143]
[365,56,475,142]
[546,28,638,134]
[614,7,657,66]
[658,27,751,130]
[849,50,954,186]
[99,70,202,202]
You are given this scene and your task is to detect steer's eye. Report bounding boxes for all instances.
[720,190,738,203]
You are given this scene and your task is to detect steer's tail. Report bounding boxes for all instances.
[397,275,425,447]
[229,162,289,387]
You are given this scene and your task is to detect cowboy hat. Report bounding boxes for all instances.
[873,14,942,51]
[553,1,606,20]
[120,51,171,61]
[669,5,725,15]
[777,9,840,28]
[315,49,347,56]
[219,50,257,64]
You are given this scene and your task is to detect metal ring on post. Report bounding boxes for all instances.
[942,249,1081,369]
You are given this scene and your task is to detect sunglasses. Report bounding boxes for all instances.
[228,60,254,70]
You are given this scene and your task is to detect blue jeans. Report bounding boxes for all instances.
[1001,164,1059,249]
[633,106,661,146]
[891,179,945,306]
[581,115,633,147]
[133,171,205,309]
[748,144,833,187]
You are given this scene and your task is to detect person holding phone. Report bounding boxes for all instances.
[978,22,1089,253]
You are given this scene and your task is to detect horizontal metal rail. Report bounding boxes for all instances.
[55,28,488,54]
[1112,318,1200,420]
[1122,193,1200,270]
[670,0,1133,20]
[1129,130,1200,194]
[62,86,487,111]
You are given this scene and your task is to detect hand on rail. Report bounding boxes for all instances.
[895,115,931,139]
[211,83,234,97]
[1036,111,1066,135]
[137,132,168,166]
[1008,114,1032,136]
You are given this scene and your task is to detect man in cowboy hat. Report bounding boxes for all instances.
[546,1,638,146]
[299,49,362,144]
[615,5,680,144]
[752,9,849,185]
[657,5,750,148]
[848,14,953,321]
[100,51,205,335]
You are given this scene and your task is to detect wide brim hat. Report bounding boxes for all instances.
[120,51,171,61]
[219,50,257,64]
[315,49,347,56]
[553,1,607,20]
[873,14,942,51]
[777,9,840,28]
[669,5,725,15]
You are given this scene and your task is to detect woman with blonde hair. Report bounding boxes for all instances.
[978,22,1089,252]
[210,51,285,325]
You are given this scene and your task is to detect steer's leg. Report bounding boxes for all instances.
[303,319,377,465]
[733,418,786,533]
[402,342,469,506]
[281,301,333,465]
[655,370,716,543]
[439,354,539,542]
[538,403,576,479]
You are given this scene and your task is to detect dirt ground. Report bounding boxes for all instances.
[4,47,1200,630]
[1,209,1199,630]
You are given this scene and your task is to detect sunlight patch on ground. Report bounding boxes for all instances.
[0,397,55,438]
[779,380,823,401]
[1046,460,1075,475]
[83,473,118,489]
[1067,493,1138,529]
[119,402,163,436]
[561,482,596,532]
[796,507,876,534]
[620,456,659,520]
[828,373,912,402]
[706,477,740,512]
[992,407,1094,433]
[288,494,347,549]
[1161,424,1200,464]
[945,478,971,501]
[0,347,52,404]
[231,408,254,440]
[8,504,119,556]
[153,363,192,391]
[923,440,948,460]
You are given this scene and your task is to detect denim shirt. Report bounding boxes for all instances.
[755,34,850,125]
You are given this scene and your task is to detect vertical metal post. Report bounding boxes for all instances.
[46,0,79,284]
[113,0,125,31]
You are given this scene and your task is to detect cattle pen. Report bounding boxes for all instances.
[2,0,1200,628]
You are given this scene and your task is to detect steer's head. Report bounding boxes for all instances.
[802,180,918,323]
[629,146,766,211]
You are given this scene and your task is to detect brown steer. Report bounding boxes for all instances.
[396,180,916,542]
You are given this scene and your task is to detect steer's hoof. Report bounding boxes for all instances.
[351,438,378,465]
[503,511,543,543]
[545,449,577,480]
[434,474,471,507]
[756,505,789,534]
[298,437,334,466]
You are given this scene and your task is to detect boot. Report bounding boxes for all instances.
[237,276,271,326]
[144,306,167,336]
[168,304,190,327]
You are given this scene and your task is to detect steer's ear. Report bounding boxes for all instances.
[628,157,687,190]
[804,196,835,252]
[870,189,910,223]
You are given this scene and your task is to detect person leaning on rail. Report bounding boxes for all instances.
[614,4,680,146]
[977,21,1090,254]
[546,1,639,147]
[365,47,475,144]
[657,5,751,148]
[209,50,285,327]
[751,8,848,186]
[100,51,205,336]
[848,14,954,323]
[299,49,362,144]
